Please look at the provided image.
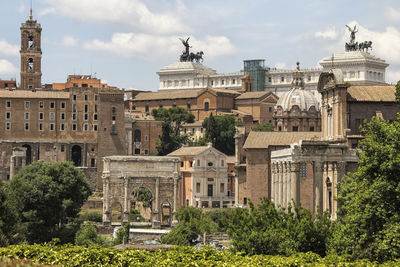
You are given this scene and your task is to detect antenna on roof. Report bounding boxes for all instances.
[29,0,33,20]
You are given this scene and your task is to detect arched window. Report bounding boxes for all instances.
[28,58,34,71]
[134,130,141,142]
[326,177,332,212]
[22,144,32,165]
[204,102,209,111]
[28,36,34,49]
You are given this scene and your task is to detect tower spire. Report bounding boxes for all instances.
[29,0,33,20]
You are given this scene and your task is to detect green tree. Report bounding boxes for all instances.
[160,206,217,245]
[152,107,195,155]
[227,198,331,256]
[328,116,400,262]
[252,122,274,132]
[0,184,22,246]
[113,223,130,245]
[5,161,91,244]
[395,80,400,107]
[75,223,107,247]
[202,114,241,155]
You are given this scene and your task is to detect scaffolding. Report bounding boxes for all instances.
[243,59,266,92]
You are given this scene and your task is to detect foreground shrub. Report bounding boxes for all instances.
[74,223,107,247]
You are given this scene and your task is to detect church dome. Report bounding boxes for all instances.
[275,62,319,112]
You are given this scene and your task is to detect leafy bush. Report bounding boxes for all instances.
[160,206,217,245]
[74,223,107,247]
[205,209,234,232]
[227,198,331,256]
[79,212,102,223]
[0,244,398,266]
[130,209,144,222]
[252,122,274,132]
[113,223,130,246]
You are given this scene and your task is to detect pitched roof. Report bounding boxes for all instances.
[235,91,272,100]
[213,88,241,95]
[168,146,210,156]
[0,90,70,99]
[243,131,323,149]
[347,85,395,102]
[134,89,200,101]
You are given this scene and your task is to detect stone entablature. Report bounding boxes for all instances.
[102,156,180,228]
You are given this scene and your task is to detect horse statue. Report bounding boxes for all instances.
[358,41,372,52]
[189,51,204,63]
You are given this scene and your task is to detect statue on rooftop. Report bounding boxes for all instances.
[345,24,372,52]
[179,37,204,63]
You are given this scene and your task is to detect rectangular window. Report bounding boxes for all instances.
[38,112,44,120]
[72,113,77,120]
[25,101,30,109]
[72,123,77,131]
[61,145,65,152]
[39,101,44,108]
[6,101,11,108]
[300,163,307,178]
[25,112,29,120]
[73,104,77,112]
[84,95,88,101]
[50,112,55,121]
[93,124,98,131]
[39,123,43,131]
[94,95,98,101]
[61,102,66,109]
[281,77,284,82]
[73,95,77,101]
[5,112,11,120]
[94,104,98,113]
[5,122,11,131]
[232,79,236,84]
[84,104,88,113]
[196,182,201,193]
[93,114,98,120]
[244,197,248,205]
[60,123,65,131]
[83,124,89,131]
[50,123,55,131]
[61,113,66,120]
[84,113,89,121]
[50,102,55,109]
[24,122,29,131]
[220,183,225,193]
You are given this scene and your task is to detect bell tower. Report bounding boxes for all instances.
[20,7,42,90]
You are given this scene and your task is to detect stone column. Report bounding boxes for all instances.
[102,172,111,225]
[278,162,283,206]
[9,156,15,179]
[172,176,179,226]
[152,177,161,228]
[334,161,345,219]
[273,163,278,205]
[313,161,323,215]
[282,162,288,208]
[126,127,133,155]
[271,163,276,203]
[234,172,239,205]
[122,176,129,224]
[287,162,292,207]
[290,162,300,206]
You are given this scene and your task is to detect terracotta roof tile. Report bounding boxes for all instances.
[347,85,395,102]
[168,146,210,156]
[134,89,200,101]
[243,131,323,149]
[236,91,272,100]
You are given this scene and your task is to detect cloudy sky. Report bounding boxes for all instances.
[1,0,400,90]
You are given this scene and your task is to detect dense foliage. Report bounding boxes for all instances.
[74,223,107,247]
[328,116,400,261]
[3,161,91,244]
[0,184,22,246]
[79,212,102,223]
[251,122,274,132]
[228,198,331,256]
[152,107,195,155]
[1,244,398,266]
[160,206,217,245]
[201,114,241,155]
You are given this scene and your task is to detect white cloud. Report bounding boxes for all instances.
[386,70,400,84]
[0,60,18,75]
[61,36,78,47]
[40,0,190,35]
[83,33,236,61]
[18,3,26,14]
[274,62,286,69]
[0,41,19,57]
[315,26,338,40]
[385,7,400,23]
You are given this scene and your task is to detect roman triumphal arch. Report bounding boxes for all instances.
[102,156,180,228]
